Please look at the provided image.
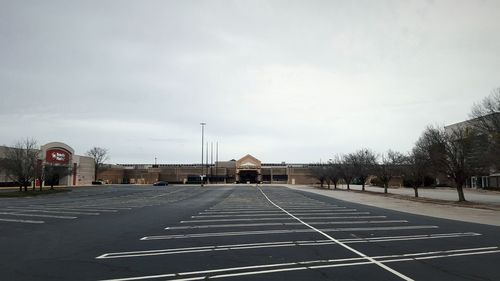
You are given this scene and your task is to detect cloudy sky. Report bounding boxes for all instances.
[1,0,499,164]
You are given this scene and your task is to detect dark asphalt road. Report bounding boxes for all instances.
[0,184,499,281]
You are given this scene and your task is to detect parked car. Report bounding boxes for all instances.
[153,181,168,186]
[92,180,106,185]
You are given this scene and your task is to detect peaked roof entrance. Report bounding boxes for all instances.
[236,154,261,169]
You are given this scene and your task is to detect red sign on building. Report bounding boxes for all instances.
[45,149,70,164]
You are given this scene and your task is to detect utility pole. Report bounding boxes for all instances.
[206,142,209,184]
[200,123,206,187]
[216,141,218,184]
[210,142,213,181]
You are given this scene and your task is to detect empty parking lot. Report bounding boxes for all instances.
[1,185,499,280]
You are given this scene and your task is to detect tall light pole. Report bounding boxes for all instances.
[210,142,213,181]
[216,141,218,184]
[200,122,206,186]
[206,142,209,184]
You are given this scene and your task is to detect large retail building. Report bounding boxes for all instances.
[99,154,316,185]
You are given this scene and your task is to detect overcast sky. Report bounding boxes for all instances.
[1,0,499,164]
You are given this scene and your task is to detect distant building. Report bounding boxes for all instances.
[98,154,316,185]
[0,142,94,187]
[444,112,500,189]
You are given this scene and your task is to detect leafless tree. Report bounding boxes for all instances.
[469,88,500,170]
[86,147,109,181]
[351,148,377,191]
[418,125,483,201]
[403,144,431,198]
[374,150,405,194]
[470,88,500,133]
[3,138,39,192]
[309,163,328,188]
[326,156,342,190]
[339,154,355,190]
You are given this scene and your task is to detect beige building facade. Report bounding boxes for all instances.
[99,154,317,185]
[0,142,94,187]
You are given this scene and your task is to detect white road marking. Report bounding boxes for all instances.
[26,206,118,212]
[208,207,277,210]
[4,208,99,215]
[0,212,77,219]
[98,246,500,281]
[0,218,45,224]
[207,206,333,211]
[79,206,132,210]
[191,211,367,218]
[256,187,416,281]
[165,220,408,230]
[181,216,387,223]
[141,225,438,240]
[97,232,480,259]
[211,248,500,280]
[43,205,132,210]
[200,208,347,214]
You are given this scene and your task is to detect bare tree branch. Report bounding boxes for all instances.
[351,148,377,191]
[86,147,109,182]
[339,153,355,190]
[3,138,39,192]
[374,150,405,194]
[469,88,500,171]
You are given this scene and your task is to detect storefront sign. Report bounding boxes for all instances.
[46,149,70,164]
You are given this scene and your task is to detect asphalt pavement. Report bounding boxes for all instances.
[0,184,499,281]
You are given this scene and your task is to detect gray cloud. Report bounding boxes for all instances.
[1,0,499,163]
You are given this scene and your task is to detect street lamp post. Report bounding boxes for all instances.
[200,123,206,186]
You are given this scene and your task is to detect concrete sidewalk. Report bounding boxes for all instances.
[343,184,500,206]
[285,184,500,227]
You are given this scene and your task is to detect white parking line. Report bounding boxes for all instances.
[79,206,132,210]
[4,208,99,215]
[209,206,335,210]
[97,232,479,259]
[199,208,347,214]
[43,205,132,210]
[0,218,45,224]
[209,207,276,210]
[181,216,388,223]
[99,246,500,281]
[26,206,118,212]
[208,247,500,280]
[257,187,416,281]
[0,212,77,219]
[141,225,438,240]
[191,212,367,218]
[165,220,408,230]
